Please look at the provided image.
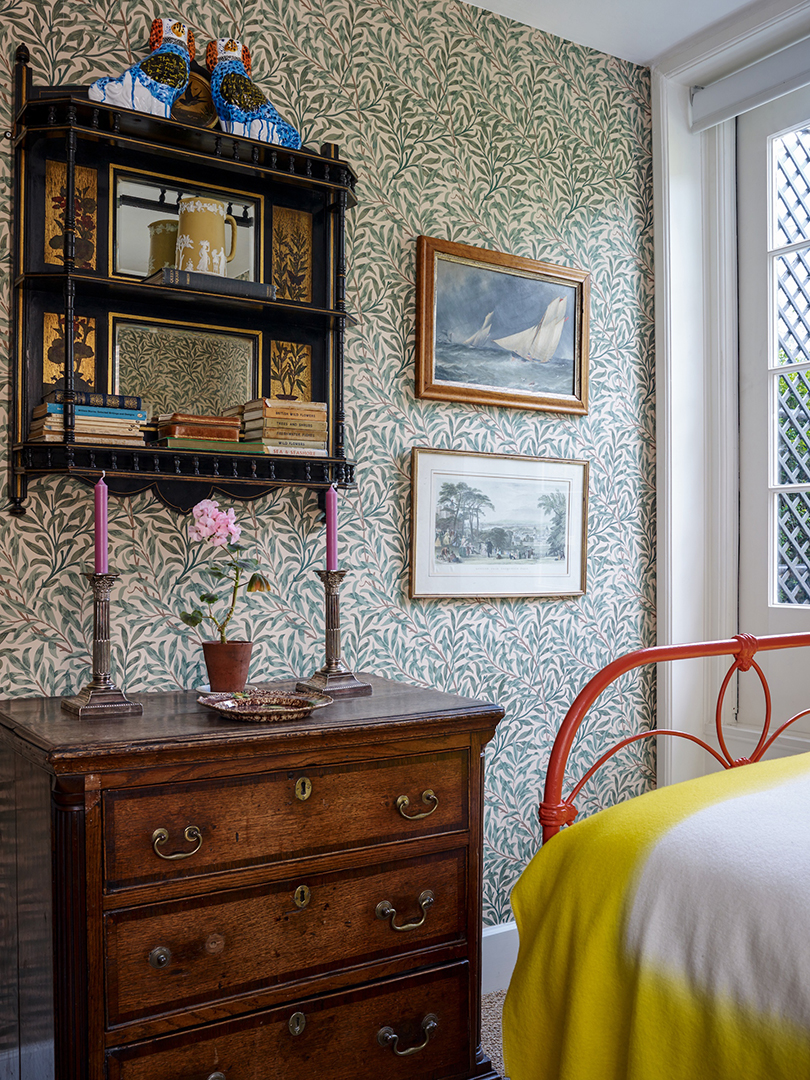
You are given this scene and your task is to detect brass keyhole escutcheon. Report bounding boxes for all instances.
[293,884,312,909]
[295,776,312,801]
[289,1011,306,1036]
[205,933,225,955]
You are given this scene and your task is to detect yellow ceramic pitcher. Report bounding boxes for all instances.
[146,218,178,275]
[175,196,237,276]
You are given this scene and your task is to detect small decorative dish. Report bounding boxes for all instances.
[197,689,332,722]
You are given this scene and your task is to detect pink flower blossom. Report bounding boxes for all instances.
[181,498,270,644]
[188,499,241,545]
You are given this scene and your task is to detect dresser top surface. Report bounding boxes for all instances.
[0,674,503,768]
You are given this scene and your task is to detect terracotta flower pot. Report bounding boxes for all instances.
[202,640,253,692]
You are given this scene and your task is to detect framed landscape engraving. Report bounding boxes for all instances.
[415,236,590,414]
[410,448,588,599]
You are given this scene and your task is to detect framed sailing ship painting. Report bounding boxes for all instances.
[415,236,590,414]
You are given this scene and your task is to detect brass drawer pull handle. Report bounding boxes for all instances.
[151,825,203,860]
[396,789,438,820]
[376,889,434,931]
[377,1013,438,1056]
[148,945,172,969]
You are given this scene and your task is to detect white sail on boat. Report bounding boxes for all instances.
[462,310,494,347]
[493,296,567,363]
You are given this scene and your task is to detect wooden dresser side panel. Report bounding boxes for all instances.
[468,731,490,1073]
[15,756,54,1080]
[52,781,89,1080]
[0,738,19,1080]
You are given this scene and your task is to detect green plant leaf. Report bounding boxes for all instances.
[199,592,219,603]
[179,610,203,627]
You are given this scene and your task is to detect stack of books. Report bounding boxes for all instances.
[155,413,242,447]
[29,392,147,446]
[240,399,328,457]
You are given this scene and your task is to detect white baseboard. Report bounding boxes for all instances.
[481,919,519,994]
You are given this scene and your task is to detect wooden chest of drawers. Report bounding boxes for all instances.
[0,675,503,1080]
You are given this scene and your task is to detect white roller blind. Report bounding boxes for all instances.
[691,34,810,132]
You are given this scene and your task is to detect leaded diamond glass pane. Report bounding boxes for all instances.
[776,251,810,364]
[775,129,810,246]
[777,491,810,604]
[777,371,810,484]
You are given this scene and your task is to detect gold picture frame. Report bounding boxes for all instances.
[415,236,590,414]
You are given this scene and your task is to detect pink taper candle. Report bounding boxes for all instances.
[325,484,338,571]
[94,472,109,574]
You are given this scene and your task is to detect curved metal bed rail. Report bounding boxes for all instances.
[540,632,810,844]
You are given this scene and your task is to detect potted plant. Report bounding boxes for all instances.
[180,499,271,691]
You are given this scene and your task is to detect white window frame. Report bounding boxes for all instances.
[653,1,810,784]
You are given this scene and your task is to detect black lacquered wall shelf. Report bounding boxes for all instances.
[9,44,358,514]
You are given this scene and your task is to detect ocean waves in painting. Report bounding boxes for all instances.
[434,343,575,396]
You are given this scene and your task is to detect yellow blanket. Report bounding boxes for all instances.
[503,752,810,1080]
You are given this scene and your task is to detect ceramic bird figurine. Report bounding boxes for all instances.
[205,38,301,148]
[88,18,195,119]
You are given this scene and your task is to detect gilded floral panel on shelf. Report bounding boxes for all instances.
[272,207,312,302]
[44,160,97,270]
[42,313,96,393]
[269,340,312,401]
[115,321,255,416]
[0,0,655,926]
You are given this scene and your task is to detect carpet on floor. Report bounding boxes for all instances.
[481,988,507,1078]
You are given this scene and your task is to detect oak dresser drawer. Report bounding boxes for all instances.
[104,848,467,1025]
[103,751,467,890]
[107,962,471,1080]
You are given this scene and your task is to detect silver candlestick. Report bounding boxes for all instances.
[296,569,372,697]
[61,572,143,718]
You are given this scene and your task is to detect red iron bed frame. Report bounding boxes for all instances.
[504,630,810,1080]
[539,631,810,844]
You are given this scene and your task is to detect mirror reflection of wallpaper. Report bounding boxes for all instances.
[115,322,253,415]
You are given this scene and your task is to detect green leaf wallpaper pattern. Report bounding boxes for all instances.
[0,0,655,925]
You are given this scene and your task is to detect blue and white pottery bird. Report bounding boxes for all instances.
[88,18,195,119]
[206,38,301,148]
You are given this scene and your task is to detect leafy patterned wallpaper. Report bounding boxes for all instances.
[0,0,655,923]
